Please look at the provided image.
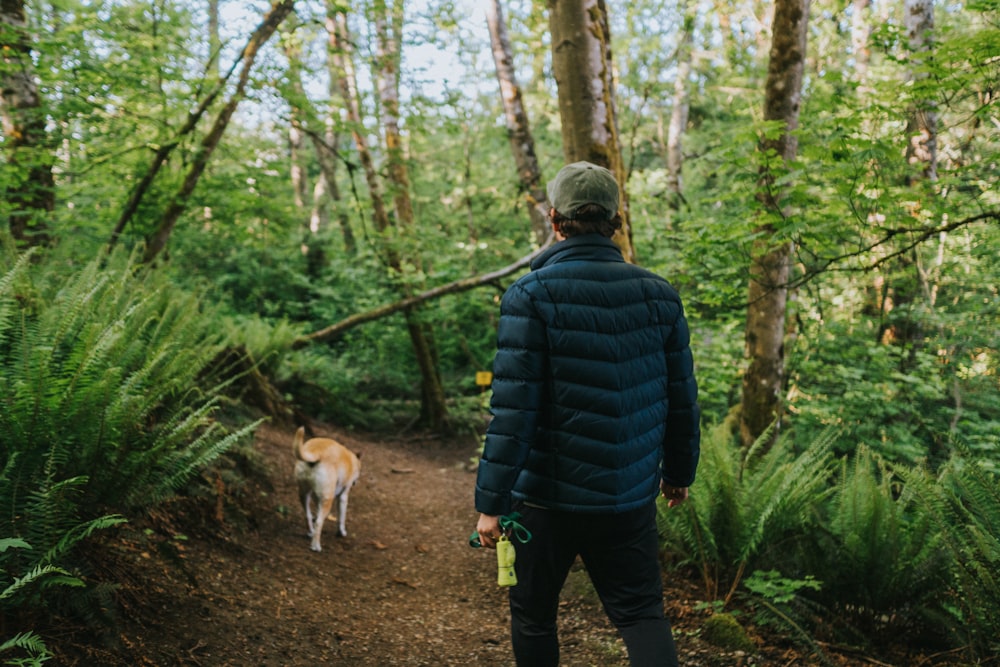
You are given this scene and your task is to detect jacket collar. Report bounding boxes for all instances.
[530,234,625,271]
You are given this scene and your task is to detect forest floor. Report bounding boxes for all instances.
[46,421,962,666]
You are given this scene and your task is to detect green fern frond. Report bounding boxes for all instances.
[2,248,260,630]
[902,448,1000,657]
[0,562,82,603]
[0,631,50,662]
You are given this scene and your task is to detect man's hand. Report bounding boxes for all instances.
[476,513,502,549]
[660,482,689,508]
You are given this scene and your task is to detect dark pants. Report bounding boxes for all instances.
[508,502,678,667]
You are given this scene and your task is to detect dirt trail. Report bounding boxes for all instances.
[58,422,852,666]
[96,422,649,667]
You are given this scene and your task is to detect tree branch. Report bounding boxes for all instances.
[292,235,554,348]
[789,210,999,289]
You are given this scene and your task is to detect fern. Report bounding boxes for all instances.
[657,423,837,604]
[0,538,83,666]
[804,447,947,643]
[1,247,258,635]
[0,631,51,666]
[903,444,1000,658]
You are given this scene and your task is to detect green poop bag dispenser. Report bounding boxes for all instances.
[496,535,517,587]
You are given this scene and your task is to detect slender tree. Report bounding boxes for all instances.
[547,0,634,261]
[486,0,550,245]
[1,0,53,246]
[905,0,938,183]
[739,0,810,449]
[328,3,448,429]
[208,0,221,79]
[666,0,696,211]
[374,0,449,429]
[876,0,939,353]
[142,0,296,264]
[279,15,313,211]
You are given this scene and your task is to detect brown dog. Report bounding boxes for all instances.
[292,426,361,552]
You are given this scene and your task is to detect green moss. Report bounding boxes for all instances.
[701,613,756,653]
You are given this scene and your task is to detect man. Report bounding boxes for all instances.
[474,161,700,667]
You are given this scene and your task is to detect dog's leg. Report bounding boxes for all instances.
[336,489,351,537]
[310,495,335,552]
[303,491,316,537]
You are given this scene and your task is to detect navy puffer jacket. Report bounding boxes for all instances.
[475,234,700,516]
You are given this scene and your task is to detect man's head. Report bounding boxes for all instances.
[546,161,622,238]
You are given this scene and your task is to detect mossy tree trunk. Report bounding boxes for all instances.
[1,0,53,247]
[487,0,550,246]
[547,0,634,262]
[739,0,810,449]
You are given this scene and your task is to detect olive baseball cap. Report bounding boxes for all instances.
[546,161,620,220]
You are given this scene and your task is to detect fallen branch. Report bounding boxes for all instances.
[293,236,553,348]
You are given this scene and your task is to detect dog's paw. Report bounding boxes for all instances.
[310,543,322,552]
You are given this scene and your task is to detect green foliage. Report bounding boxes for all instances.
[665,429,1000,657]
[0,535,93,665]
[0,246,258,631]
[743,570,822,606]
[657,423,837,603]
[805,448,947,643]
[903,447,1000,658]
[0,631,50,666]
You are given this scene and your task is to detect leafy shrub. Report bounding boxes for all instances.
[657,423,837,604]
[0,248,258,631]
[903,445,1000,659]
[804,447,947,645]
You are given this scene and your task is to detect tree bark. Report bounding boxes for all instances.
[1,0,53,246]
[142,0,296,264]
[547,0,634,262]
[330,11,392,238]
[486,0,550,245]
[739,0,809,449]
[374,0,449,430]
[666,0,695,210]
[319,4,355,253]
[851,0,872,89]
[280,14,321,222]
[904,0,937,182]
[208,0,221,80]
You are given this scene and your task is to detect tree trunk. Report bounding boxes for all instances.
[739,0,809,449]
[330,11,392,237]
[280,18,312,209]
[547,0,634,262]
[208,0,221,79]
[486,0,550,246]
[666,0,695,211]
[878,0,938,359]
[321,5,356,254]
[1,0,53,246]
[330,4,447,429]
[851,0,872,89]
[904,0,937,182]
[374,0,448,430]
[142,0,295,264]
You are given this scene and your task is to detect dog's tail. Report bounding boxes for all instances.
[292,426,317,463]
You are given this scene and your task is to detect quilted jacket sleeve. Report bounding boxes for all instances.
[474,282,547,516]
[660,301,700,488]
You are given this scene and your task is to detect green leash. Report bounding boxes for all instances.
[468,512,532,548]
